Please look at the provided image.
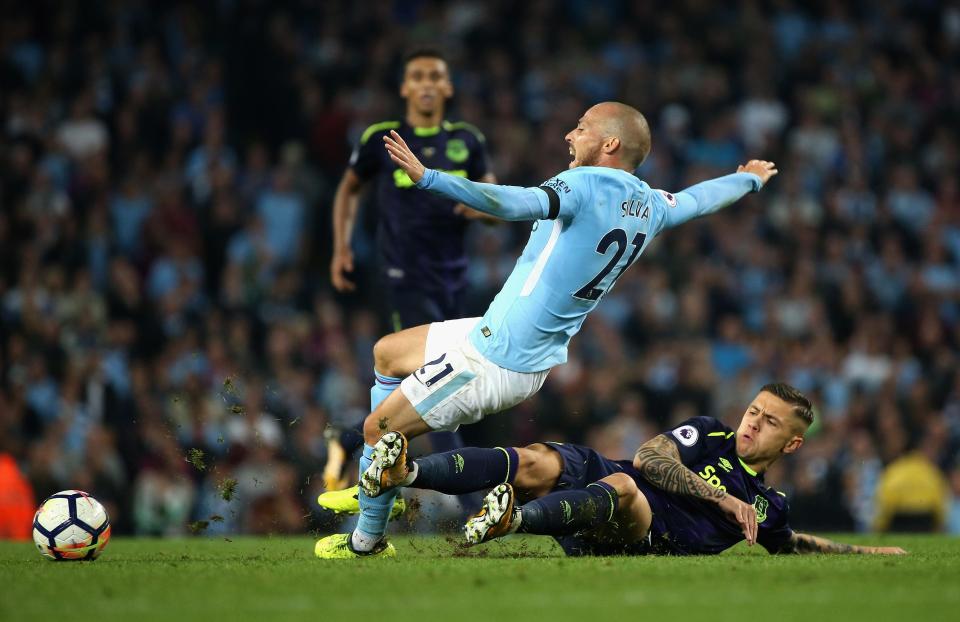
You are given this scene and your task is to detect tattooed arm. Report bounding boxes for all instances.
[633,435,725,502]
[634,434,759,544]
[776,532,907,555]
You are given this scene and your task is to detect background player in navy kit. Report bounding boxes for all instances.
[324,48,496,489]
[330,47,495,323]
[385,383,907,555]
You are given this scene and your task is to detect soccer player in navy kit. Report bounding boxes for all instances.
[330,384,907,556]
[316,101,779,558]
[458,383,906,555]
[324,48,495,490]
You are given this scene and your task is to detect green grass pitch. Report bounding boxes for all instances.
[2,534,958,622]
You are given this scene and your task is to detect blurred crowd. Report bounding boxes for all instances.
[1,0,959,539]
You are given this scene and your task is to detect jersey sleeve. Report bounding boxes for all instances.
[465,130,491,181]
[648,172,762,236]
[758,497,794,554]
[416,169,551,221]
[663,416,734,466]
[349,126,390,182]
[537,167,591,221]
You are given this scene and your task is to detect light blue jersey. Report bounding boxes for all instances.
[416,166,762,372]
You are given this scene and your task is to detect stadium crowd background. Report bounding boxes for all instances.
[1,0,959,538]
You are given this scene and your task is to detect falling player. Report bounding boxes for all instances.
[316,101,778,558]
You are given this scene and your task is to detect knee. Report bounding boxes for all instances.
[601,472,640,499]
[601,472,651,537]
[373,328,427,378]
[372,335,402,378]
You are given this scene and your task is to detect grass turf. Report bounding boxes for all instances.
[2,534,958,622]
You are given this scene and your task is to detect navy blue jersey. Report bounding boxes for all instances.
[350,119,490,293]
[546,416,793,556]
[640,416,793,555]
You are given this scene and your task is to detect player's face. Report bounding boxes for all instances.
[735,391,804,463]
[400,57,453,115]
[564,109,605,169]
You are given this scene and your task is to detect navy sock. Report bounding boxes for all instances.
[409,447,519,495]
[339,422,365,456]
[518,481,619,536]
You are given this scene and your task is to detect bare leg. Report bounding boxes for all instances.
[372,325,430,378]
[323,324,431,489]
[361,388,434,445]
[512,444,564,501]
[349,325,434,551]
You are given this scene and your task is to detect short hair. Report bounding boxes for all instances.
[593,102,651,170]
[760,382,814,428]
[403,47,447,67]
[625,111,651,169]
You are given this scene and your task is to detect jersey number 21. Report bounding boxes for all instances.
[573,229,646,301]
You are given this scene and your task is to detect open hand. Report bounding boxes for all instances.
[737,159,778,186]
[865,546,908,555]
[384,130,426,184]
[718,493,758,546]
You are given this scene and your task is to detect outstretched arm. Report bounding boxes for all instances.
[454,173,503,224]
[662,160,778,230]
[384,131,549,221]
[634,435,759,545]
[775,532,907,555]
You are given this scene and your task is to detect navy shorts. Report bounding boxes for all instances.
[543,442,658,556]
[545,442,633,490]
[385,283,464,331]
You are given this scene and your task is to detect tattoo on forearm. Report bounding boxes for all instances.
[779,533,863,555]
[634,435,726,502]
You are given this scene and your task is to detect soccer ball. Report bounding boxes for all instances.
[32,490,111,561]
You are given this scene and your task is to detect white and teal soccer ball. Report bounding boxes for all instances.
[32,490,112,561]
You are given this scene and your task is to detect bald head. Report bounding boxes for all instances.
[588,102,651,169]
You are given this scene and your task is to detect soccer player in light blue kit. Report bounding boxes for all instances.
[315,101,778,558]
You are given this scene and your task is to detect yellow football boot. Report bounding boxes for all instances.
[314,533,396,559]
[317,485,406,521]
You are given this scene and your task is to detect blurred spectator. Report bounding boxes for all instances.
[948,464,960,534]
[874,438,950,533]
[0,450,36,541]
[255,168,306,266]
[132,425,196,536]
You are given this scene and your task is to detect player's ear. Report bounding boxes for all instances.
[441,76,454,99]
[782,435,803,455]
[603,136,621,156]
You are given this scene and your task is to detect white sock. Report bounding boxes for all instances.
[351,530,381,552]
[510,507,522,534]
[399,461,418,486]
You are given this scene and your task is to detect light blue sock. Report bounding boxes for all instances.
[371,371,402,410]
[354,371,403,544]
[356,444,400,540]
